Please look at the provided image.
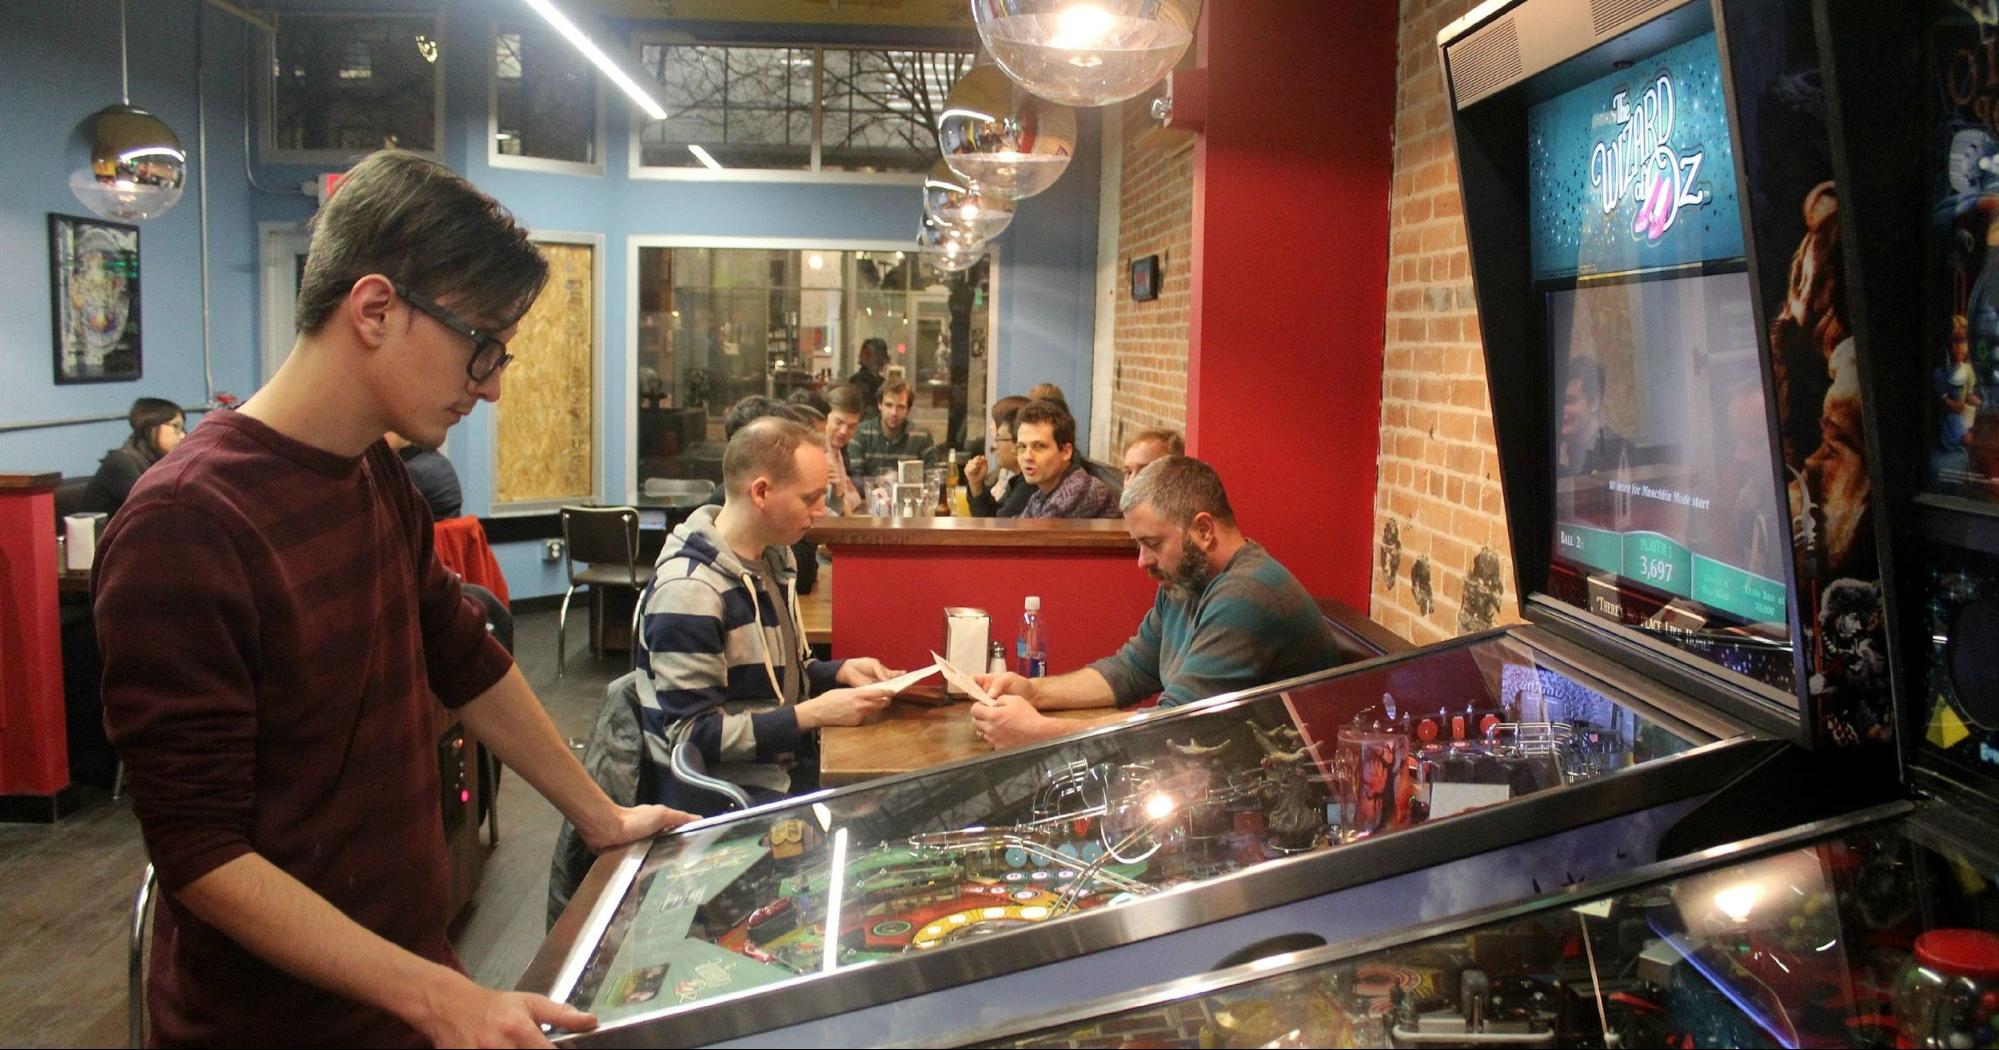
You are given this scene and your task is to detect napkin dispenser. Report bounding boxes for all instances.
[64,512,108,571]
[942,608,990,697]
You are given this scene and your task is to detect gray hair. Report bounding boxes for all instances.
[1120,455,1236,527]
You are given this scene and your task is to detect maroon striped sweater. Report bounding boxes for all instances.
[95,411,512,1048]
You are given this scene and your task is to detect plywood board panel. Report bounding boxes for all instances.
[496,241,595,505]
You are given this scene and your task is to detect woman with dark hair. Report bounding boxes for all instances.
[86,397,184,514]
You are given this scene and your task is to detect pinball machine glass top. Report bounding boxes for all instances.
[1526,31,1799,699]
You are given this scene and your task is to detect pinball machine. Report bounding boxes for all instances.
[943,0,1999,1044]
[513,0,1957,1043]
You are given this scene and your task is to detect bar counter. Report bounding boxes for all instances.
[804,516,1156,674]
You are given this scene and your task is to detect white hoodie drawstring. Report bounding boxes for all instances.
[739,572,787,702]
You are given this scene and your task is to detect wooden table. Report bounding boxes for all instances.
[819,691,1124,787]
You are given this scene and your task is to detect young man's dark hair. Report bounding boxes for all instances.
[295,152,546,335]
[1016,397,1077,451]
[825,383,866,416]
[859,336,888,365]
[880,376,915,406]
[991,394,1029,426]
[724,395,792,439]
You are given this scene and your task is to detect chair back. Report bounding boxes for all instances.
[461,583,513,653]
[561,506,642,586]
[53,476,96,530]
[641,477,717,506]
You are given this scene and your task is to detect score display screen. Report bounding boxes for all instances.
[1544,273,1795,691]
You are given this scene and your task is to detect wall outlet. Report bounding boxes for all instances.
[543,539,564,563]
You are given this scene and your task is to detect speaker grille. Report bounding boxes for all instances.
[1591,0,1678,37]
[1451,15,1523,104]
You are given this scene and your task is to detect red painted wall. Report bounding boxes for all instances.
[0,485,70,796]
[1186,2,1398,611]
[826,547,1159,677]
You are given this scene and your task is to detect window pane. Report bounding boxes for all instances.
[271,15,439,153]
[494,22,596,164]
[637,45,812,169]
[820,49,969,173]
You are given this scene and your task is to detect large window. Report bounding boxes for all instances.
[490,21,600,172]
[634,245,992,489]
[633,45,971,175]
[261,12,444,162]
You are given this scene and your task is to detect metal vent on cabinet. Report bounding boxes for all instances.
[1591,0,1678,37]
[1450,15,1523,105]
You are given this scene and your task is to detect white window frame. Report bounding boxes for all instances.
[622,235,1000,503]
[625,38,960,186]
[489,229,607,516]
[257,10,448,166]
[486,18,606,177]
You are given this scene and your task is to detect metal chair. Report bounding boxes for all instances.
[462,583,511,843]
[556,506,651,679]
[128,863,157,1049]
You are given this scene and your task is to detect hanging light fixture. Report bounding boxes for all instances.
[937,65,1077,200]
[918,216,985,273]
[70,0,186,222]
[971,0,1201,108]
[923,158,1016,242]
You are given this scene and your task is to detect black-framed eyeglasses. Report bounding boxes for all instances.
[393,282,513,382]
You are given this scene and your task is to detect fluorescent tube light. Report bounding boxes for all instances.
[520,0,667,121]
[687,144,724,170]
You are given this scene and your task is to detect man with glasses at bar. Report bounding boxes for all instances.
[94,151,691,1049]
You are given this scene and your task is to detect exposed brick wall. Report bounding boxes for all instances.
[1107,94,1195,450]
[1370,0,1520,645]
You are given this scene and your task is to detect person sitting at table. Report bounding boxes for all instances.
[704,395,827,593]
[636,416,902,810]
[1122,428,1184,483]
[850,337,888,417]
[972,456,1345,749]
[85,397,184,516]
[849,377,937,477]
[821,384,868,515]
[1015,398,1120,519]
[383,431,462,520]
[1027,381,1068,409]
[964,396,1030,517]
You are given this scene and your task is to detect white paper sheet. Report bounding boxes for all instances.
[929,650,998,705]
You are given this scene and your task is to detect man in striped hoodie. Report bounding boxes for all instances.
[637,417,901,809]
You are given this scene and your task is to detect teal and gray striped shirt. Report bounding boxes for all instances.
[1090,541,1344,708]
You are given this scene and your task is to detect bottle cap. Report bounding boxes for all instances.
[1025,595,1040,611]
[1915,929,1999,980]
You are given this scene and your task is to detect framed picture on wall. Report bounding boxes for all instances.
[48,213,142,384]
[1130,253,1161,302]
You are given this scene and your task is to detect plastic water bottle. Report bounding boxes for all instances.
[1016,596,1047,677]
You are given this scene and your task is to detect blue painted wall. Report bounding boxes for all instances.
[0,0,1101,599]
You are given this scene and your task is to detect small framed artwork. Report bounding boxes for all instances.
[1131,253,1162,302]
[49,213,142,384]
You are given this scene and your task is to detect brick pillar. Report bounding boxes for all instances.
[1368,0,1520,645]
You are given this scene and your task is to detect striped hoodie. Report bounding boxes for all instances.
[636,505,845,797]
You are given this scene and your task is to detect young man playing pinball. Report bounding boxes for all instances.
[94,150,692,1049]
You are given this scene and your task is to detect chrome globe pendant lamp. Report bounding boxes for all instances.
[918,215,986,273]
[923,158,1016,242]
[970,0,1201,108]
[937,65,1077,200]
[70,0,187,222]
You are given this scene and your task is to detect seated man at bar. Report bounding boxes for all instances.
[964,395,1030,517]
[1121,427,1185,484]
[822,383,867,514]
[1015,397,1121,519]
[973,456,1344,748]
[638,416,901,809]
[849,377,937,477]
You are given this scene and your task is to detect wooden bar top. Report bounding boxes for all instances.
[819,693,1124,786]
[806,516,1136,550]
[0,471,61,492]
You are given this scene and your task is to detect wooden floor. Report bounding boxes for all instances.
[0,606,629,1049]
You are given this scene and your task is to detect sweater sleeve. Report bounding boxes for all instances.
[95,503,263,893]
[1088,601,1167,708]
